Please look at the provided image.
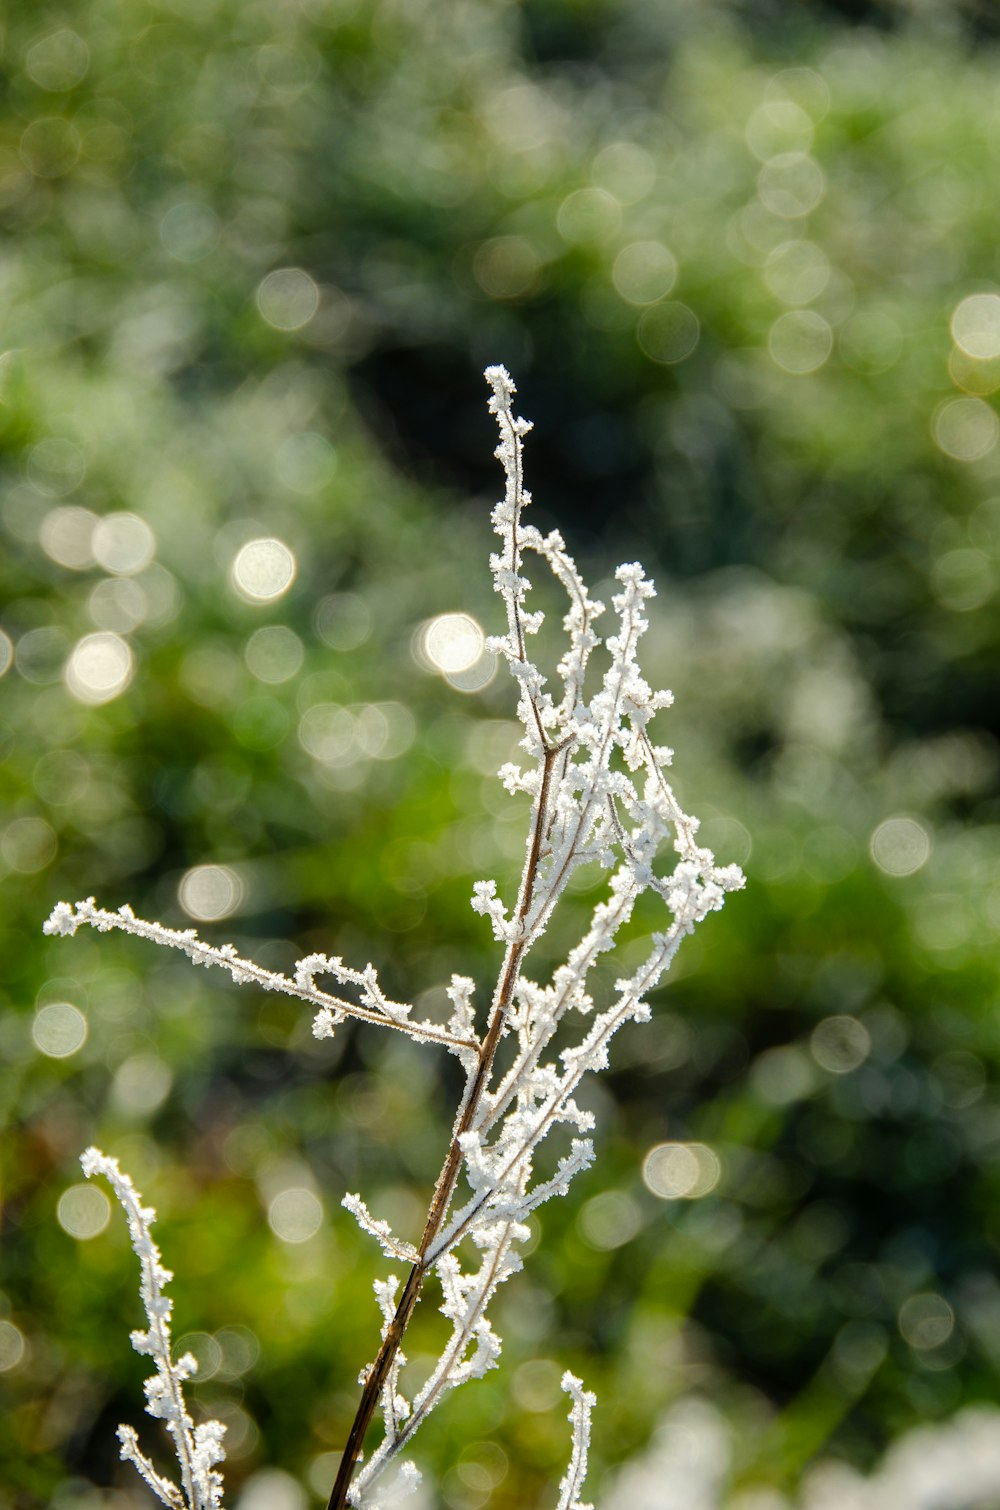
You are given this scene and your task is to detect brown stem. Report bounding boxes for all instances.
[326,747,558,1510]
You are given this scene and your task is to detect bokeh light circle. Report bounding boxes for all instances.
[32,1002,87,1058]
[160,201,220,263]
[931,548,993,612]
[473,236,541,300]
[2,816,57,873]
[25,28,90,91]
[612,241,678,305]
[178,864,243,921]
[314,593,371,651]
[768,310,833,374]
[27,437,86,497]
[92,512,156,575]
[898,1293,955,1351]
[245,625,304,683]
[57,1183,111,1240]
[16,627,69,685]
[764,239,830,305]
[275,432,337,494]
[65,632,134,704]
[556,187,621,246]
[810,1015,870,1074]
[642,1141,721,1199]
[0,1321,26,1373]
[237,1468,307,1510]
[421,614,485,674]
[751,1045,815,1105]
[951,293,1000,360]
[39,505,97,569]
[20,117,80,179]
[870,816,931,876]
[577,1190,642,1250]
[298,702,355,764]
[932,397,999,462]
[745,99,814,162]
[112,1053,173,1116]
[256,268,319,331]
[231,538,296,602]
[268,1187,323,1243]
[89,576,148,633]
[637,302,700,365]
[766,67,831,122]
[757,152,825,218]
[444,653,497,695]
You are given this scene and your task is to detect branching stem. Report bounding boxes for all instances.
[50,366,743,1510]
[326,745,559,1510]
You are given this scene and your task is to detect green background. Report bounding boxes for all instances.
[4,1,1000,1506]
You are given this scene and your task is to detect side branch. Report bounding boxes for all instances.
[44,900,478,1054]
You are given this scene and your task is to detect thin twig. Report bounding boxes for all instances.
[43,900,478,1053]
[325,746,558,1510]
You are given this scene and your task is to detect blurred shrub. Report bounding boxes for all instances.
[3,1,1000,1506]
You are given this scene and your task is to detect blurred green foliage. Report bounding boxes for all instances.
[3,1,1000,1507]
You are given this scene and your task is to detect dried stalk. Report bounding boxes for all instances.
[47,365,744,1510]
[327,741,559,1508]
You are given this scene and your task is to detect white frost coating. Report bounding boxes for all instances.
[470,878,516,942]
[80,1148,226,1510]
[556,1372,597,1510]
[343,1194,420,1264]
[48,367,744,1510]
[350,370,743,1507]
[44,899,477,1056]
[351,1458,423,1509]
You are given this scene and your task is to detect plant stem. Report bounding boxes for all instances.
[326,745,557,1510]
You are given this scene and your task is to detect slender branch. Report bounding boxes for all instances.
[426,915,694,1264]
[472,869,638,1139]
[492,397,549,754]
[81,1148,226,1510]
[390,1215,517,1456]
[44,899,478,1053]
[326,746,559,1510]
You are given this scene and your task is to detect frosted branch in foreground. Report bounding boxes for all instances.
[556,1372,597,1510]
[47,366,745,1510]
[343,369,743,1510]
[80,1149,226,1510]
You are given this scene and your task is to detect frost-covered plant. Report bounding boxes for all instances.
[78,1149,226,1510]
[46,366,744,1509]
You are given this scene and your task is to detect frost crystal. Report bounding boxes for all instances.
[345,367,743,1507]
[80,1149,226,1510]
[48,367,743,1510]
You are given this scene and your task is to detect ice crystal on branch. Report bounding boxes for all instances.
[343,367,743,1508]
[557,1373,597,1510]
[47,366,743,1510]
[80,1149,226,1510]
[44,898,476,1056]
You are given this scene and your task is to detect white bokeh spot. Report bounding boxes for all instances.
[231,538,297,602]
[65,632,134,704]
